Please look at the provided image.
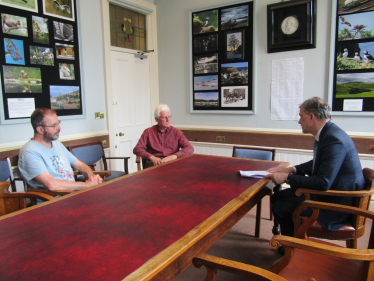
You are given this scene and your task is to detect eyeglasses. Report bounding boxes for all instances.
[41,120,61,129]
[159,115,172,120]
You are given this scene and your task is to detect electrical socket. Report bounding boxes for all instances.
[216,136,225,142]
[102,140,107,147]
[370,145,374,151]
[95,112,104,119]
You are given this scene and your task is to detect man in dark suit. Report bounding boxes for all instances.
[265,97,365,237]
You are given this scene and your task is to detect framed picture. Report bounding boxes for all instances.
[190,2,253,114]
[267,0,316,53]
[3,38,25,65]
[43,0,75,22]
[1,14,28,37]
[30,46,54,66]
[225,29,244,61]
[192,9,218,35]
[328,0,374,115]
[0,0,38,13]
[55,43,75,60]
[32,16,50,45]
[53,21,74,41]
[2,65,42,93]
[221,62,248,85]
[194,75,218,90]
[193,53,218,74]
[50,85,80,110]
[221,4,248,30]
[193,34,218,53]
[194,92,219,107]
[221,86,248,107]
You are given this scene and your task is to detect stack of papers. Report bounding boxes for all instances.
[239,171,269,178]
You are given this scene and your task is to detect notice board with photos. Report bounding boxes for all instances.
[330,0,374,115]
[0,0,82,123]
[191,1,254,114]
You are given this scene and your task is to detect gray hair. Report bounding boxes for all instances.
[154,104,171,118]
[300,97,331,120]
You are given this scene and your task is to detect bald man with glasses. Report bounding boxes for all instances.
[18,108,102,191]
[133,104,194,168]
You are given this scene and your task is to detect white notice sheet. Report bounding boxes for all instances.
[8,98,35,118]
[271,57,304,120]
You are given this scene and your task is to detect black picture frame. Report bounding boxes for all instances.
[267,0,316,53]
[225,29,244,62]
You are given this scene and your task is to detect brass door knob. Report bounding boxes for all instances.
[119,132,124,136]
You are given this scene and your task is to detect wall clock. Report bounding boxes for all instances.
[267,0,316,53]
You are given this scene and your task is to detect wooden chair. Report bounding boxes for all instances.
[26,171,111,196]
[0,181,54,216]
[0,157,17,192]
[69,142,129,181]
[136,155,147,171]
[232,146,280,238]
[193,200,374,281]
[291,167,374,248]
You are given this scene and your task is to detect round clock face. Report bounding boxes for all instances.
[281,16,299,35]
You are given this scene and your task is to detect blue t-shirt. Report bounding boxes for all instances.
[18,140,77,189]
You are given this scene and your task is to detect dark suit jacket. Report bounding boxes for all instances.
[288,121,365,231]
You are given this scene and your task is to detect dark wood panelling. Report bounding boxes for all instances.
[0,135,109,165]
[181,130,374,155]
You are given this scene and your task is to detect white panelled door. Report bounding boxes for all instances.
[110,51,151,173]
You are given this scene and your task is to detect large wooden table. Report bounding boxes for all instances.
[0,154,288,281]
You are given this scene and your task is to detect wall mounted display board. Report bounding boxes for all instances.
[0,0,82,122]
[267,0,316,53]
[190,2,253,114]
[329,0,374,115]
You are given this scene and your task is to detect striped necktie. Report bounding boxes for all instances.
[312,140,319,173]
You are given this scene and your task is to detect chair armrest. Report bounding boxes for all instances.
[0,192,54,201]
[293,200,374,240]
[270,234,374,262]
[105,157,130,160]
[93,171,111,180]
[193,252,287,281]
[295,188,374,197]
[0,181,11,194]
[104,157,129,174]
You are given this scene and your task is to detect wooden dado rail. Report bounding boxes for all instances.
[0,135,109,166]
[181,129,374,155]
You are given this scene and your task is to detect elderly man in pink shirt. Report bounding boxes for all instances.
[133,104,194,168]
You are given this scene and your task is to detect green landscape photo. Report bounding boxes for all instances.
[336,72,374,98]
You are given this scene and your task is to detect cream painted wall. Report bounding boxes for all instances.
[155,0,374,134]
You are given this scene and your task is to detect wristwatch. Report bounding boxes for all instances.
[285,173,293,185]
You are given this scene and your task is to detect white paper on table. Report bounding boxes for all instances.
[271,57,304,120]
[239,170,270,178]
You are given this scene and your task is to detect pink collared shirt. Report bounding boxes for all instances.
[133,125,194,160]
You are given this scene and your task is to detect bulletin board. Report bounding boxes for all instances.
[190,1,254,114]
[0,0,82,122]
[329,0,374,115]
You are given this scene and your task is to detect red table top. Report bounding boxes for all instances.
[0,154,280,281]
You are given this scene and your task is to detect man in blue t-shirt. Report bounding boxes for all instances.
[18,108,102,191]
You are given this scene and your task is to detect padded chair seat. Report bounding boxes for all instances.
[300,216,356,240]
[104,170,127,181]
[279,238,365,281]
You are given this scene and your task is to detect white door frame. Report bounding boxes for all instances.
[100,0,159,160]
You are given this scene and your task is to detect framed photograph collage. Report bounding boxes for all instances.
[191,2,253,113]
[0,0,81,121]
[331,0,374,114]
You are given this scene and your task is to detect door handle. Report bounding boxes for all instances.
[119,132,124,136]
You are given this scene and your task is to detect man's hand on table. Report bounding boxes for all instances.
[161,155,177,163]
[150,156,163,166]
[264,166,294,185]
